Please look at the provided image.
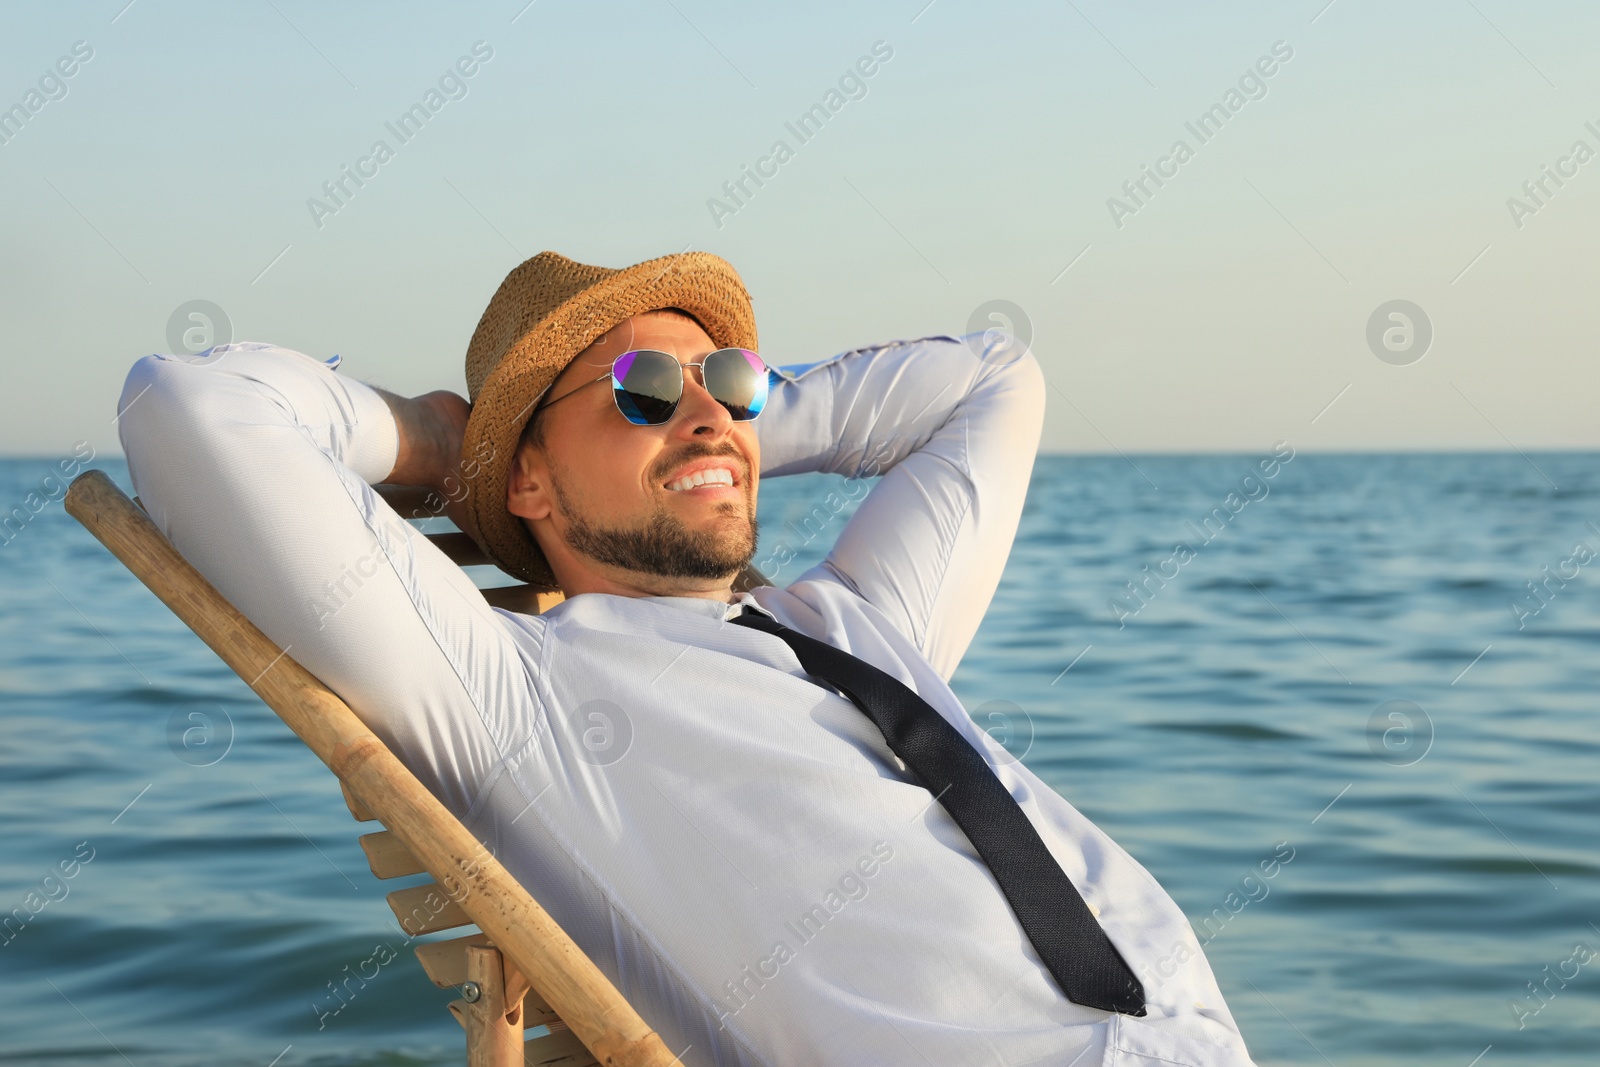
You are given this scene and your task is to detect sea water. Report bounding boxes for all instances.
[1,453,1596,1065]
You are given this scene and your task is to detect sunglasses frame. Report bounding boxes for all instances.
[532,347,769,427]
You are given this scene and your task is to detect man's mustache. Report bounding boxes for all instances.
[649,444,748,486]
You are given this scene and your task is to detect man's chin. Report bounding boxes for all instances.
[560,502,758,584]
[665,497,755,537]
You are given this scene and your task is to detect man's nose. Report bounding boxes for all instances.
[672,366,734,438]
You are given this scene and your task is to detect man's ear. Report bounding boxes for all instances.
[506,442,554,522]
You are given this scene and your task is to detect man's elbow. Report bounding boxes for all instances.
[116,354,222,478]
[987,338,1046,442]
[1002,341,1045,393]
[118,355,178,448]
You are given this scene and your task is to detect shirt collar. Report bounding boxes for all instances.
[566,590,764,623]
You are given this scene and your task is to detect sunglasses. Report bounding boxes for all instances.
[536,347,770,427]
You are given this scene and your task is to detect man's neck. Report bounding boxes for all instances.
[552,565,738,603]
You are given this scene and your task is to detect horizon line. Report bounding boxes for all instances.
[3,446,1598,462]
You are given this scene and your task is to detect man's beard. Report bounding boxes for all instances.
[548,460,758,582]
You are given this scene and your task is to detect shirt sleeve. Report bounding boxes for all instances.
[755,332,1045,678]
[115,343,531,815]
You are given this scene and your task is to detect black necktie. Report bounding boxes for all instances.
[732,609,1146,1016]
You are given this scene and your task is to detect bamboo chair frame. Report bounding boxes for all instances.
[64,468,693,1067]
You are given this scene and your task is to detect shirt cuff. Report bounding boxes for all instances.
[340,376,401,485]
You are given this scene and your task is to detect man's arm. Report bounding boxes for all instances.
[370,385,473,526]
[116,344,528,814]
[757,333,1045,678]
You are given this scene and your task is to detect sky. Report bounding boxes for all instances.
[1,0,1597,459]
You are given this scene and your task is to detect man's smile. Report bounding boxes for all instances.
[660,456,747,496]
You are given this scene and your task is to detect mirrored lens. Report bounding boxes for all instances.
[703,348,768,421]
[612,350,684,425]
[609,347,768,425]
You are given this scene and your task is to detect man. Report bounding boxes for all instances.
[117,250,1257,1065]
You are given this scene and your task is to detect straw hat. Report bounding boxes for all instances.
[457,250,758,590]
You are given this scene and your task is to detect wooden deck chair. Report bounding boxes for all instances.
[63,468,696,1066]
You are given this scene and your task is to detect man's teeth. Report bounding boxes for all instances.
[666,468,736,492]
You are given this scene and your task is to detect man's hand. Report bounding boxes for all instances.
[375,387,474,530]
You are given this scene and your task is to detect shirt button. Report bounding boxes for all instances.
[1087,902,1101,917]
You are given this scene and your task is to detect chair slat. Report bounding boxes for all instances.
[415,931,494,987]
[387,882,473,936]
[427,531,494,567]
[340,780,375,822]
[481,585,566,614]
[414,934,564,1027]
[734,562,772,591]
[525,1027,601,1067]
[374,483,443,518]
[519,994,564,1035]
[359,830,426,879]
